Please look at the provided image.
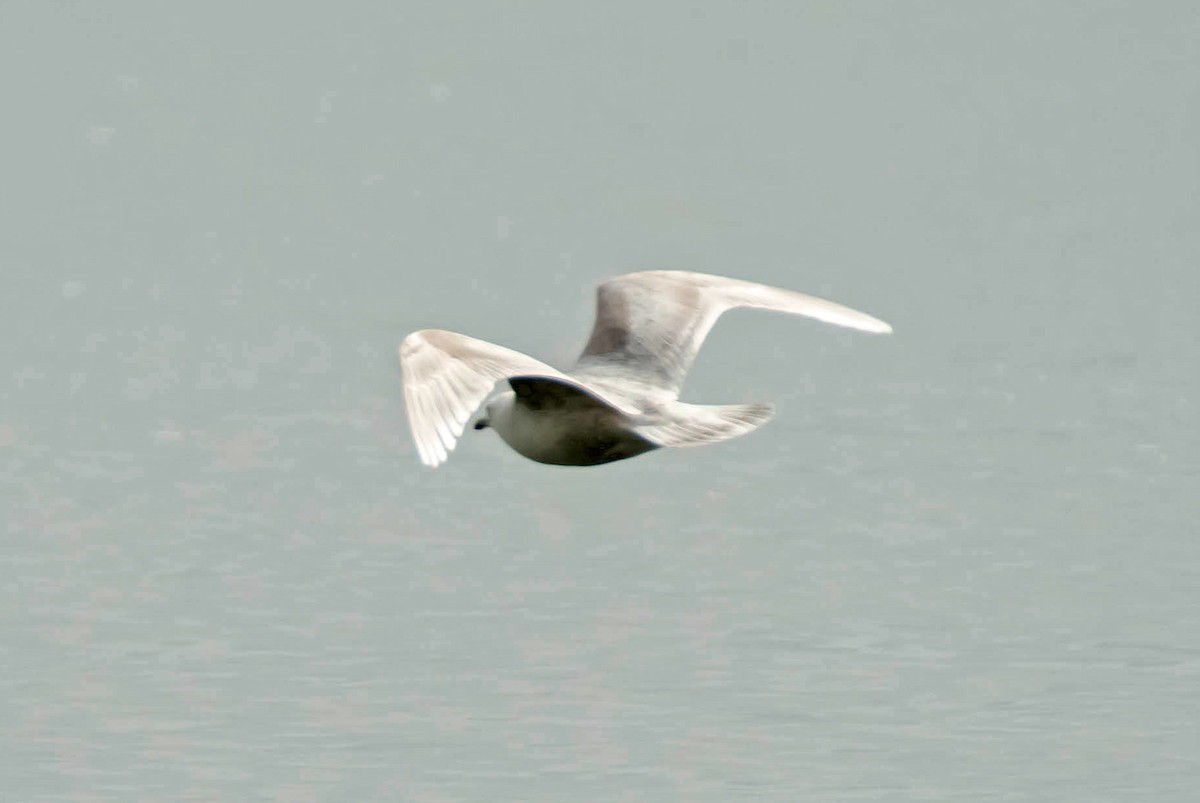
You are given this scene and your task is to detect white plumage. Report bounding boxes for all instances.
[399,270,891,467]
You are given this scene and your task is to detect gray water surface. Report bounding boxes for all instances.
[3,3,1198,801]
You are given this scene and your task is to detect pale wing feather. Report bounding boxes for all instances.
[399,329,568,467]
[575,270,891,396]
[736,283,893,333]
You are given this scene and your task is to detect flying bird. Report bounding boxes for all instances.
[399,270,891,467]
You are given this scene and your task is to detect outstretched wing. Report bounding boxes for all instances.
[574,270,892,396]
[399,329,566,467]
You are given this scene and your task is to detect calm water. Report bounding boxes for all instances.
[3,4,1198,801]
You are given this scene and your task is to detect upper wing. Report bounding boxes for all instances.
[574,270,892,396]
[399,329,566,467]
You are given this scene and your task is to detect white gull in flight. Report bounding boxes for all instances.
[399,270,891,467]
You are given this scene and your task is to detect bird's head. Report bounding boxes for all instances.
[473,389,515,433]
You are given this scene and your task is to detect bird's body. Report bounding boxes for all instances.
[485,376,658,466]
[399,270,891,468]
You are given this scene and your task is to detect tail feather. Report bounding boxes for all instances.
[635,402,775,448]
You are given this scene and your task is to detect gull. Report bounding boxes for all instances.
[399,270,891,467]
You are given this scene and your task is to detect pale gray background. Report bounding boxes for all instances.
[2,2,1198,801]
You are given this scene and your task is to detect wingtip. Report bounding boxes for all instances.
[416,442,445,468]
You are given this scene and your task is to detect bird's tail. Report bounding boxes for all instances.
[634,402,775,448]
